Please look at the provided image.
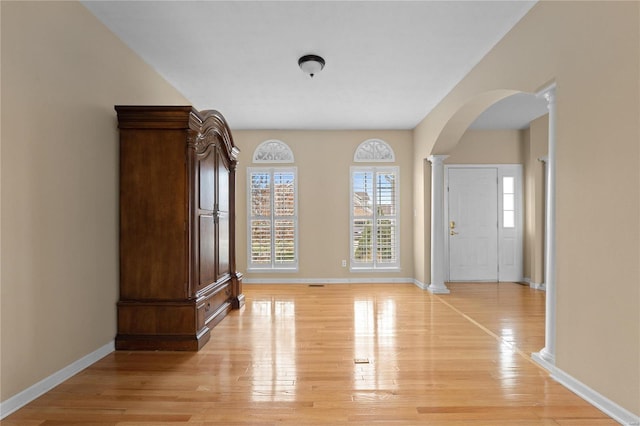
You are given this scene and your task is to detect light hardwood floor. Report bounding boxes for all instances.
[4,283,616,425]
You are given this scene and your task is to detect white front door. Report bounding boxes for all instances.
[448,168,499,281]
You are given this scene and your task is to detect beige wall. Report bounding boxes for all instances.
[523,116,548,285]
[1,1,189,401]
[446,129,524,164]
[234,130,414,282]
[413,1,639,414]
[412,156,430,286]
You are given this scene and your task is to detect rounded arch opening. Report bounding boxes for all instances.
[430,89,525,155]
[425,84,557,368]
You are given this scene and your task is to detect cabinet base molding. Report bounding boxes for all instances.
[232,293,246,309]
[115,330,210,351]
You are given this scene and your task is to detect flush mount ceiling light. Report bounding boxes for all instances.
[298,54,325,78]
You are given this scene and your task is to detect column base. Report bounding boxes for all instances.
[427,283,450,294]
[532,348,555,370]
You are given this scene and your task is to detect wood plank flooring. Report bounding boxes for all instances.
[4,283,616,425]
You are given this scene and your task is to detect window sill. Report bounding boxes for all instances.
[350,267,400,273]
[247,267,299,273]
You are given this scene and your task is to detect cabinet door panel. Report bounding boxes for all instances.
[120,130,187,300]
[218,212,230,276]
[199,150,215,211]
[218,161,229,212]
[217,153,231,278]
[199,215,216,288]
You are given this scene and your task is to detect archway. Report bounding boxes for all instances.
[425,85,557,366]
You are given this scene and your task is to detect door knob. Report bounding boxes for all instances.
[450,230,458,236]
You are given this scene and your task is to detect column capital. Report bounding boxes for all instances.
[427,154,449,165]
[543,91,556,107]
[537,82,557,109]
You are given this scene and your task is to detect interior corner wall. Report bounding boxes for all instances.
[416,159,431,286]
[522,128,532,281]
[524,115,548,286]
[412,124,439,286]
[413,1,639,415]
[233,130,414,283]
[411,137,426,285]
[1,1,189,402]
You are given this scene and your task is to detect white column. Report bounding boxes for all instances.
[427,155,450,294]
[533,84,557,366]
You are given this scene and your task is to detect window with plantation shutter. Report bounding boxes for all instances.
[350,166,399,270]
[248,167,297,270]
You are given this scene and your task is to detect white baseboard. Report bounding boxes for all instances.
[242,278,487,293]
[0,340,115,420]
[243,277,415,284]
[530,281,546,290]
[412,279,428,290]
[532,352,640,425]
[523,277,546,290]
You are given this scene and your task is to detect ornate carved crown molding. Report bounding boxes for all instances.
[188,109,239,162]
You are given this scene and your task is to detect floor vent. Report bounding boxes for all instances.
[354,358,370,364]
[308,284,325,288]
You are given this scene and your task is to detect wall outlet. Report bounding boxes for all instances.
[341,259,347,267]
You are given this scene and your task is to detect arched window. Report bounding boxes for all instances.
[353,138,395,162]
[350,139,399,270]
[248,140,297,271]
[252,139,294,163]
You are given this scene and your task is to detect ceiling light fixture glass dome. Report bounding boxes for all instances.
[298,54,325,78]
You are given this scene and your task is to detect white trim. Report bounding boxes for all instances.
[412,279,428,290]
[532,354,640,425]
[523,277,546,290]
[246,267,299,273]
[349,267,402,273]
[0,341,114,419]
[243,277,414,284]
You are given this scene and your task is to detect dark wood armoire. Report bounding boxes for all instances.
[115,106,244,351]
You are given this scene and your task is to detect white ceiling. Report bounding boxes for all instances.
[83,1,540,130]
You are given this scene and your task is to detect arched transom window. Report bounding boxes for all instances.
[353,138,395,162]
[252,139,294,163]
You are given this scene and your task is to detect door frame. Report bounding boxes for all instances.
[444,164,523,282]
